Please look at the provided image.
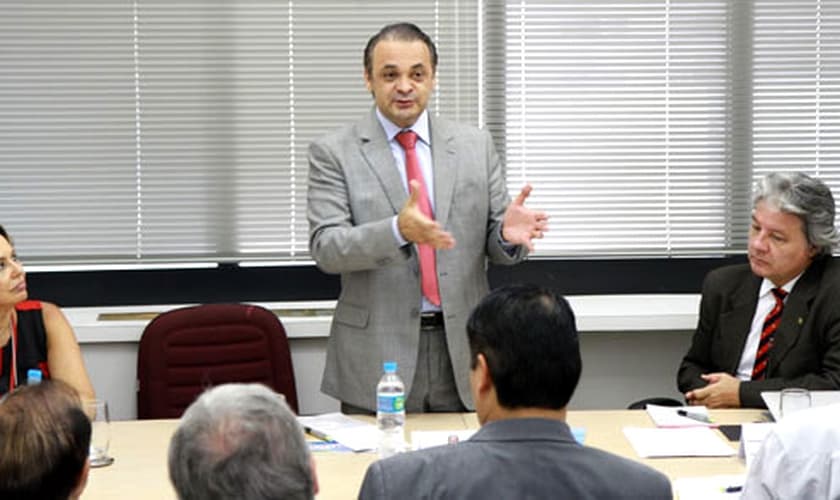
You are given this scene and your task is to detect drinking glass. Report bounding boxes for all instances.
[83,399,114,467]
[779,388,811,419]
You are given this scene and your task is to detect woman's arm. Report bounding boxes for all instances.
[42,301,96,401]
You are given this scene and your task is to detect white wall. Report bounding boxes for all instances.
[73,295,698,420]
[82,329,691,420]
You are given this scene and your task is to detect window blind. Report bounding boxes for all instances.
[3,0,840,266]
[749,0,840,248]
[488,0,730,257]
[487,0,840,257]
[0,0,479,265]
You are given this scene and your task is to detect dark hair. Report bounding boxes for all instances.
[0,380,91,500]
[467,284,581,409]
[363,22,438,76]
[0,224,9,243]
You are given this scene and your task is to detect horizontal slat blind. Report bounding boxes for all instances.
[0,0,479,265]
[4,0,840,266]
[489,0,730,257]
[0,2,138,260]
[750,0,840,247]
[489,0,840,257]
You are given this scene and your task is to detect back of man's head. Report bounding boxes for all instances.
[0,380,91,500]
[168,383,315,500]
[467,284,581,410]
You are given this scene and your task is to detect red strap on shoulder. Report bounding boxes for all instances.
[15,300,42,311]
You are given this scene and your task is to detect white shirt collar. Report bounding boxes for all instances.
[759,273,803,298]
[375,108,431,146]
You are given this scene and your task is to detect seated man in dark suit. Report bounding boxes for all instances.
[358,284,672,500]
[679,172,840,408]
[0,380,92,500]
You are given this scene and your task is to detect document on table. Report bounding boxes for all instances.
[673,474,746,500]
[298,413,380,452]
[623,427,737,458]
[646,404,715,427]
[739,422,775,468]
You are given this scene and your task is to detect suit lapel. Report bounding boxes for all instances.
[719,275,761,372]
[359,108,408,214]
[429,116,457,225]
[769,259,822,372]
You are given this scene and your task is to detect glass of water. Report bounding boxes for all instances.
[779,388,811,419]
[83,399,114,467]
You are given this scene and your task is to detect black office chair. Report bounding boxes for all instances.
[627,397,683,410]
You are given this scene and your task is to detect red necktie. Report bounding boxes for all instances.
[395,130,441,306]
[752,288,788,380]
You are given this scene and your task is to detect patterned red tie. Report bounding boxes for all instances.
[395,130,441,306]
[752,288,788,380]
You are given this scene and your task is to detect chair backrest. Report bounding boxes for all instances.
[627,397,683,410]
[137,303,298,419]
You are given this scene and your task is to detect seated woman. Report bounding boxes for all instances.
[0,224,95,400]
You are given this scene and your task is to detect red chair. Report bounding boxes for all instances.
[137,303,298,419]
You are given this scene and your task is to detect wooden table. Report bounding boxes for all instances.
[82,409,767,499]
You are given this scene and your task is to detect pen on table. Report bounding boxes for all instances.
[724,485,743,493]
[304,427,331,441]
[677,409,713,423]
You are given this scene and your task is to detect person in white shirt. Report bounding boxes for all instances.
[741,403,840,499]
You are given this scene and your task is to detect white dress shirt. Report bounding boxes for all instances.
[736,275,801,380]
[741,403,840,499]
[376,108,440,312]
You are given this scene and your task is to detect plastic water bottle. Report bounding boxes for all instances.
[376,361,406,459]
[27,369,42,385]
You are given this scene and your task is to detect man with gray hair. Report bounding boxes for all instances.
[679,172,840,408]
[168,383,318,500]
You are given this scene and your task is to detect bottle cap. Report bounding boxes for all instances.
[27,369,43,384]
[383,361,397,373]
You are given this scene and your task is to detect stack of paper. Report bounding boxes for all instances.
[623,427,737,458]
[297,413,380,452]
[673,474,746,500]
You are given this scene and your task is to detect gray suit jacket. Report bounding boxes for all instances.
[678,256,840,408]
[307,109,525,410]
[358,418,673,500]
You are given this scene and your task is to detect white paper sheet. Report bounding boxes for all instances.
[646,404,715,427]
[673,474,746,500]
[739,422,776,468]
[623,426,737,458]
[298,412,380,452]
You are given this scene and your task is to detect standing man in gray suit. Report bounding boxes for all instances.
[308,23,548,413]
[358,285,673,500]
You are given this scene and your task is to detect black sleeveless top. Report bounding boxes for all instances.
[0,300,50,396]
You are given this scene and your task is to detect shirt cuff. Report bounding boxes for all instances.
[392,215,409,247]
[498,225,518,256]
